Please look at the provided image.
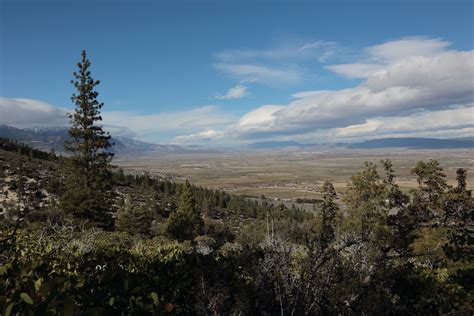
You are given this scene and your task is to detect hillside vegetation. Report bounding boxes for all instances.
[1,137,473,314]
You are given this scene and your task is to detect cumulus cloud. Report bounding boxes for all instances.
[0,97,69,128]
[333,106,474,139]
[215,84,249,100]
[326,37,452,78]
[237,105,285,132]
[241,106,474,144]
[234,38,474,139]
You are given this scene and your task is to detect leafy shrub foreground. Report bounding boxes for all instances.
[1,214,472,315]
[1,225,289,315]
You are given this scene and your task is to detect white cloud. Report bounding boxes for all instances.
[215,84,248,100]
[174,129,225,143]
[213,40,337,85]
[0,97,236,144]
[214,63,303,85]
[237,105,284,131]
[298,41,338,63]
[246,106,474,144]
[234,38,474,138]
[333,106,474,139]
[215,40,337,63]
[102,105,234,135]
[326,37,453,79]
[0,97,69,128]
[325,63,384,79]
[367,37,450,62]
[101,105,237,143]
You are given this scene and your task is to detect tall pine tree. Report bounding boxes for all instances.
[60,50,115,227]
[166,180,203,240]
[318,181,339,249]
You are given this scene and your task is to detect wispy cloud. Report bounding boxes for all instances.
[215,40,338,63]
[298,41,338,63]
[214,63,303,85]
[213,40,337,85]
[215,84,249,100]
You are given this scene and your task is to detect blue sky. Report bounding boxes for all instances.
[1,0,473,145]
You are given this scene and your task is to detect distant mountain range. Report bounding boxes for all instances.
[0,125,215,156]
[2,125,473,154]
[348,137,474,149]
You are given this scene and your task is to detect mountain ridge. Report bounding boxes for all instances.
[348,137,474,149]
[0,125,215,156]
[2,125,473,153]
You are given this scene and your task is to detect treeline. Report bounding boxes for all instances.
[116,170,309,221]
[0,137,57,161]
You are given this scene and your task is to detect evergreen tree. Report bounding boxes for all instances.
[412,160,449,206]
[166,180,203,240]
[318,181,339,249]
[116,193,155,235]
[60,50,115,227]
[455,168,468,192]
[442,168,473,262]
[344,162,388,239]
[201,197,210,218]
[178,180,196,214]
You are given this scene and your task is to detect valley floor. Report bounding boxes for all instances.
[116,148,474,200]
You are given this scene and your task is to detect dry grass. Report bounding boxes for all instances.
[116,148,474,199]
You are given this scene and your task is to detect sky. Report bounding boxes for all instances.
[1,0,473,146]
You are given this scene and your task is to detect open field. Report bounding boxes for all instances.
[116,148,474,200]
